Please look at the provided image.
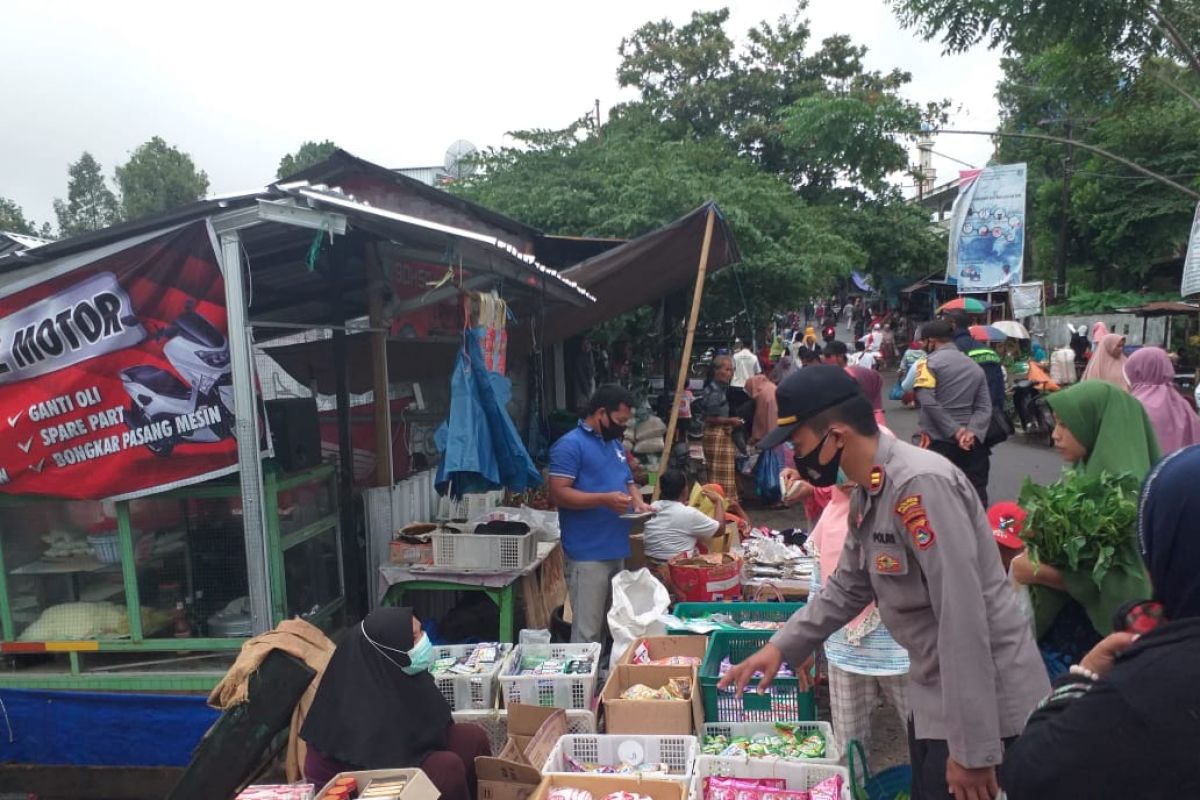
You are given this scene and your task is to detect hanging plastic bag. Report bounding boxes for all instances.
[607,568,670,670]
[755,447,783,503]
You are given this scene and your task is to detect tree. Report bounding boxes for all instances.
[115,137,209,221]
[0,197,53,239]
[277,140,339,179]
[455,109,866,328]
[53,152,121,237]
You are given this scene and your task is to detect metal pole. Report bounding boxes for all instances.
[654,206,717,502]
[219,231,273,635]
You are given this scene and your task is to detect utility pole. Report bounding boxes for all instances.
[1055,120,1073,299]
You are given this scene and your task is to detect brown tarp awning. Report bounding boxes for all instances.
[540,203,740,343]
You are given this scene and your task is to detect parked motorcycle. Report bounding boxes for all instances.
[1012,379,1056,445]
[120,304,235,456]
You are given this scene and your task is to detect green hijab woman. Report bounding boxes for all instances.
[1034,381,1158,639]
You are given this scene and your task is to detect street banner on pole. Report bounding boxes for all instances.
[1180,201,1200,297]
[0,221,257,500]
[1010,281,1044,320]
[946,163,1028,293]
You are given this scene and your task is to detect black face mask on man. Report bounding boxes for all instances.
[793,429,844,487]
[600,412,626,441]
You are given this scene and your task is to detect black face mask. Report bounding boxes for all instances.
[600,412,626,441]
[793,430,843,487]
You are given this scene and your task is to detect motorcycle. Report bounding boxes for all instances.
[120,304,235,456]
[1012,378,1056,445]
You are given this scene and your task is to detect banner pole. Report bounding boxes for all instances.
[654,206,717,502]
[219,230,273,635]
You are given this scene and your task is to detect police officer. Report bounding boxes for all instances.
[722,366,1049,800]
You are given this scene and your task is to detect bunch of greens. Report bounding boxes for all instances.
[1017,470,1141,587]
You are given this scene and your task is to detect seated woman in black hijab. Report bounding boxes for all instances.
[1001,445,1200,799]
[302,608,491,800]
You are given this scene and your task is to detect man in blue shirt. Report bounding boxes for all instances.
[549,385,651,643]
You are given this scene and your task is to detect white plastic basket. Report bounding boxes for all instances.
[542,734,700,782]
[702,721,837,764]
[430,531,537,571]
[689,756,850,800]
[431,644,513,710]
[89,534,121,564]
[452,708,597,756]
[499,642,602,709]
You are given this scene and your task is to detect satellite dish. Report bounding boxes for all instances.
[444,139,478,180]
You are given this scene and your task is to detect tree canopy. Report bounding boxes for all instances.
[53,152,121,237]
[115,137,209,222]
[0,197,52,239]
[277,140,339,179]
[456,3,944,328]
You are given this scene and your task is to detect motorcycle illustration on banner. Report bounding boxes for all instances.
[0,221,263,500]
[120,302,235,456]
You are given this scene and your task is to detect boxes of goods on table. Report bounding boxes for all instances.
[477,706,573,800]
[664,600,804,635]
[618,636,709,668]
[600,662,703,736]
[691,757,849,800]
[500,642,602,709]
[542,733,699,782]
[535,774,688,800]
[452,706,597,758]
[316,767,440,800]
[699,632,816,722]
[430,642,513,710]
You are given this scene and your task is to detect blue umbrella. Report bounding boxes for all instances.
[435,329,542,498]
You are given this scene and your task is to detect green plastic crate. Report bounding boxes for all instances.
[699,630,816,722]
[669,600,805,634]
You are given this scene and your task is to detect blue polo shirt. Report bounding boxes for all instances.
[549,421,635,561]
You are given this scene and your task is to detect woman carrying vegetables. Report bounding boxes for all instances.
[1013,381,1158,678]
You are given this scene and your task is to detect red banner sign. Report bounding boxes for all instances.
[0,221,244,499]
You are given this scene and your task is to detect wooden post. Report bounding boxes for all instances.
[653,206,717,502]
[365,243,394,488]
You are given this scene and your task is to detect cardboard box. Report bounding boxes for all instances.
[601,664,703,736]
[477,705,570,800]
[618,635,709,666]
[317,767,439,800]
[531,773,687,800]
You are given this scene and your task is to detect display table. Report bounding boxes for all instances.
[741,577,810,599]
[378,541,563,642]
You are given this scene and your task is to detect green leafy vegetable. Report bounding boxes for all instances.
[1017,470,1141,587]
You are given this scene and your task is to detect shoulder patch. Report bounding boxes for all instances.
[895,494,923,519]
[906,515,936,549]
[913,360,936,390]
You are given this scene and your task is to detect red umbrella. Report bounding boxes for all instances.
[938,297,989,314]
[970,324,1008,342]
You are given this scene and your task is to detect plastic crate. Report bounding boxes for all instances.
[452,708,597,756]
[689,756,850,800]
[430,643,513,710]
[701,721,837,764]
[542,734,700,781]
[499,642,602,709]
[670,601,805,633]
[699,631,816,722]
[430,530,537,571]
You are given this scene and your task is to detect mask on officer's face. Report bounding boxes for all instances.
[793,430,843,487]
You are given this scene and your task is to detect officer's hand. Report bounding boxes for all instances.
[945,758,998,800]
[1080,631,1139,679]
[602,491,633,514]
[956,428,976,451]
[716,643,784,694]
[779,469,812,506]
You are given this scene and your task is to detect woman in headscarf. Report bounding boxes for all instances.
[1012,381,1157,677]
[847,365,886,427]
[1125,346,1200,454]
[698,355,742,501]
[302,608,491,799]
[1090,320,1110,346]
[801,325,819,351]
[1002,445,1200,799]
[1080,332,1129,390]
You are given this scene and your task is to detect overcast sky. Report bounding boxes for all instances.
[1,0,1001,228]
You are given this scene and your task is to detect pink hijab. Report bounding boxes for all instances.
[1082,333,1130,391]
[744,374,778,444]
[1126,347,1200,454]
[847,365,887,427]
[1091,321,1110,343]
